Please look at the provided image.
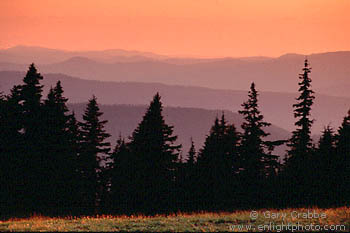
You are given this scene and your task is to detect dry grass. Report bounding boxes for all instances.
[0,207,349,232]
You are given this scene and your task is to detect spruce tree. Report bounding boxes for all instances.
[19,64,46,213]
[334,110,350,204]
[66,112,82,213]
[196,114,240,209]
[108,136,132,213]
[175,138,197,211]
[42,81,78,214]
[187,138,196,166]
[238,82,278,179]
[238,82,280,207]
[284,59,315,206]
[0,93,9,215]
[312,126,336,206]
[286,59,315,163]
[79,95,111,214]
[0,86,25,214]
[127,93,181,213]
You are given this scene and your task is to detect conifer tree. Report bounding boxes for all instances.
[312,126,336,206]
[283,59,315,206]
[19,64,46,212]
[0,86,25,214]
[196,114,240,209]
[42,81,79,214]
[21,64,44,136]
[334,110,350,204]
[66,112,82,213]
[67,112,81,161]
[238,82,278,179]
[187,138,196,166]
[286,59,315,165]
[127,93,181,213]
[79,95,111,214]
[0,93,10,214]
[238,82,280,207]
[175,138,197,211]
[108,136,132,213]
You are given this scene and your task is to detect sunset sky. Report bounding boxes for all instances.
[1,0,349,57]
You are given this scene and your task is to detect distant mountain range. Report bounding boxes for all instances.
[0,46,349,97]
[1,71,349,136]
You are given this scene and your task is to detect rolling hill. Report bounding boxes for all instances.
[1,71,349,136]
[0,46,349,97]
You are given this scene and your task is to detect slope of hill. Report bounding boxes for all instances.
[0,45,168,64]
[0,47,349,97]
[1,71,349,135]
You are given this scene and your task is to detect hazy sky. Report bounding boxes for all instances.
[1,0,349,57]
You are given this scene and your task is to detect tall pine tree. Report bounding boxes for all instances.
[334,110,350,204]
[286,59,315,165]
[239,82,279,180]
[284,59,315,206]
[127,93,181,213]
[196,114,240,210]
[107,136,131,213]
[0,86,24,215]
[19,64,46,213]
[42,81,79,214]
[312,126,336,206]
[79,95,111,214]
[238,82,280,208]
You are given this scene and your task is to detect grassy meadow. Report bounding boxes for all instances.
[0,207,349,232]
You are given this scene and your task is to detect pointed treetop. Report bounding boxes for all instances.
[24,63,43,84]
[187,137,196,165]
[251,82,256,89]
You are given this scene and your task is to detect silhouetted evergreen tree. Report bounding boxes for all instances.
[187,138,196,166]
[19,64,46,213]
[334,110,350,204]
[238,82,281,207]
[196,114,240,210]
[284,59,315,206]
[311,126,336,206]
[78,95,111,214]
[127,93,181,213]
[0,87,24,215]
[174,138,197,211]
[66,112,82,213]
[41,81,79,214]
[107,136,132,213]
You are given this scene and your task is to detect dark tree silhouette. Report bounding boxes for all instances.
[196,114,240,210]
[19,64,47,213]
[78,95,111,214]
[0,86,24,215]
[187,138,196,166]
[239,83,279,179]
[41,81,79,214]
[311,126,336,206]
[286,59,315,163]
[126,93,181,213]
[238,82,281,207]
[334,110,350,204]
[66,112,82,213]
[107,136,132,213]
[283,59,315,206]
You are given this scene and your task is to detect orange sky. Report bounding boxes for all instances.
[1,0,349,57]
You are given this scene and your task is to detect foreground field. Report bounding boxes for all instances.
[1,207,349,232]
